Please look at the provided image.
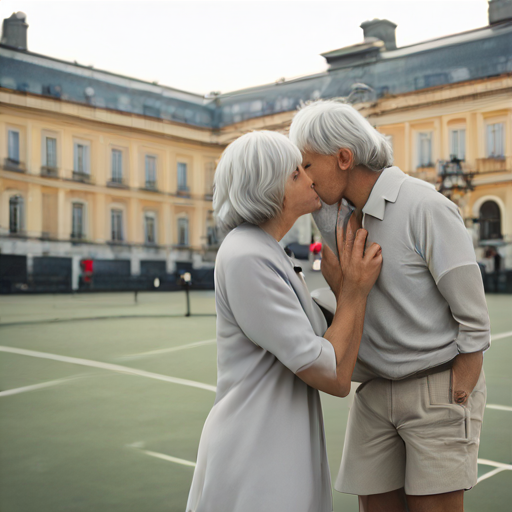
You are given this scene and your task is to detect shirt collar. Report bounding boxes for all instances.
[362,166,409,221]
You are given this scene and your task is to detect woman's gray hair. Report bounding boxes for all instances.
[213,130,302,233]
[289,100,393,172]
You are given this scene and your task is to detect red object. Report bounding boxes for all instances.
[310,242,322,255]
[81,259,94,283]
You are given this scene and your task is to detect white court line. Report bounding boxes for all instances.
[477,467,508,483]
[0,346,216,393]
[486,404,512,412]
[120,338,217,360]
[0,373,90,397]
[139,449,196,468]
[491,330,512,342]
[478,459,512,470]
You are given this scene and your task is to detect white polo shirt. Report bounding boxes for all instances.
[342,166,490,381]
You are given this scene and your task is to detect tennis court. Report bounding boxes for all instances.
[0,276,511,512]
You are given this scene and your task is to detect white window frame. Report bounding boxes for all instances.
[205,160,215,196]
[417,131,433,167]
[9,194,24,233]
[73,139,91,175]
[144,211,157,245]
[145,155,157,188]
[41,134,58,169]
[486,122,505,158]
[177,215,189,246]
[71,201,87,239]
[111,208,124,242]
[111,148,123,183]
[177,162,188,192]
[206,211,218,247]
[7,129,20,163]
[449,128,466,161]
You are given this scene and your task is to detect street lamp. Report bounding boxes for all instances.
[180,272,192,317]
[437,157,474,203]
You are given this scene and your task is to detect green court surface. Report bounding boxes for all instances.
[0,281,511,512]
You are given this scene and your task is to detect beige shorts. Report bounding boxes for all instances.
[335,367,486,496]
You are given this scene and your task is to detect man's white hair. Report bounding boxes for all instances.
[213,130,302,233]
[289,100,393,172]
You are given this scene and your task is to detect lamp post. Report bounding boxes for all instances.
[180,272,192,317]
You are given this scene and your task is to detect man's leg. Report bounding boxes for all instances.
[359,488,408,512]
[406,490,464,512]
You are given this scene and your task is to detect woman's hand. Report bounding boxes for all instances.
[321,243,342,297]
[339,215,382,300]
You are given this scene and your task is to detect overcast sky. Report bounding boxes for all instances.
[0,0,490,95]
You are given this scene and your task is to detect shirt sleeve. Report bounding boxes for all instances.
[415,197,490,353]
[224,253,337,377]
[437,265,491,353]
[415,197,476,284]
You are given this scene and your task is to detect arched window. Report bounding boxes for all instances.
[479,200,502,241]
[9,195,24,233]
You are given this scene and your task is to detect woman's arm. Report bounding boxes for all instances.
[297,220,382,397]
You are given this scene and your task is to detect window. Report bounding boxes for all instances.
[45,137,57,168]
[205,161,215,196]
[111,209,123,242]
[145,155,156,188]
[74,142,90,174]
[8,130,20,163]
[177,217,189,246]
[72,203,84,239]
[417,132,433,167]
[449,129,466,161]
[111,149,123,183]
[479,201,501,240]
[9,195,24,233]
[486,123,504,158]
[177,162,188,192]
[206,213,218,247]
[144,213,156,244]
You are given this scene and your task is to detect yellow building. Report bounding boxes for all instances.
[0,13,222,289]
[1,2,512,291]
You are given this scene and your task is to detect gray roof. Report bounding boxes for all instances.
[1,20,511,130]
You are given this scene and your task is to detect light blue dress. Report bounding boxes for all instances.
[186,223,337,512]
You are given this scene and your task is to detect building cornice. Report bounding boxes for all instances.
[0,89,223,149]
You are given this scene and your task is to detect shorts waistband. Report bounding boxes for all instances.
[413,358,456,379]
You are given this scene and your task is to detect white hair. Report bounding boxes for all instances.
[289,100,393,172]
[213,130,302,233]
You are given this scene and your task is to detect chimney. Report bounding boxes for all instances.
[488,0,512,24]
[1,12,28,51]
[360,19,397,51]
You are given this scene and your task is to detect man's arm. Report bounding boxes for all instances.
[436,264,490,404]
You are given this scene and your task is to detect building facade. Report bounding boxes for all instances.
[1,1,511,291]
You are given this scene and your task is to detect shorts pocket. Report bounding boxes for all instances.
[427,369,453,405]
[427,369,467,439]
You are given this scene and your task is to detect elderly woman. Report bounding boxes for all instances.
[186,130,382,512]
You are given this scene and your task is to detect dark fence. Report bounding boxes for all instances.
[78,259,214,292]
[0,254,27,293]
[31,256,72,293]
[483,271,512,294]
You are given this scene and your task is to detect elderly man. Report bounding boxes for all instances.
[289,100,490,512]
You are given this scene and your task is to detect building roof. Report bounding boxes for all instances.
[1,19,511,130]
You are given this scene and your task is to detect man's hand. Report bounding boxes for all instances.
[451,351,483,405]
